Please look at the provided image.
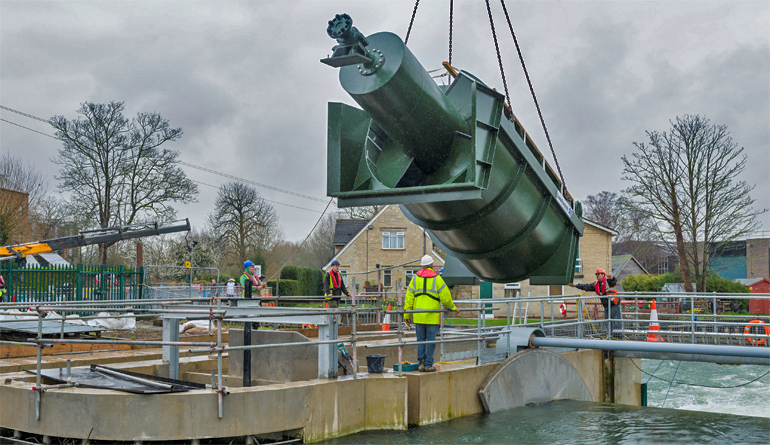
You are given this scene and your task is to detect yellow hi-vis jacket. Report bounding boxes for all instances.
[404,268,456,325]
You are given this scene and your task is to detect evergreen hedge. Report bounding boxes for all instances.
[268,265,325,296]
[621,272,750,293]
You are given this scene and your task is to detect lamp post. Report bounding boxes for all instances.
[184,234,198,295]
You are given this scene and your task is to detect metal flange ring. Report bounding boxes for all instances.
[357,48,385,76]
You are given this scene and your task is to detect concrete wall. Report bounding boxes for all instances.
[747,237,770,280]
[614,357,642,405]
[229,329,319,382]
[0,374,408,443]
[0,347,640,442]
[228,329,480,380]
[406,363,497,425]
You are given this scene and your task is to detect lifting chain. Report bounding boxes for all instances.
[498,0,566,192]
[404,0,420,45]
[484,0,512,119]
[449,0,454,65]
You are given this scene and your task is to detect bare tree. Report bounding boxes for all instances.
[51,101,198,264]
[675,115,765,291]
[584,191,660,265]
[622,115,765,291]
[340,205,383,220]
[294,213,336,268]
[0,154,49,244]
[583,191,624,230]
[208,182,282,273]
[622,124,694,290]
[266,240,301,278]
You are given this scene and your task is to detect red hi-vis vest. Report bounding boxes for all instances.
[326,271,342,298]
[594,278,619,305]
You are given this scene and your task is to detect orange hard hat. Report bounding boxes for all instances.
[595,268,606,275]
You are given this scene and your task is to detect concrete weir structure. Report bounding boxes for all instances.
[0,327,641,443]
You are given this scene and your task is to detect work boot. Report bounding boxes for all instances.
[424,366,437,372]
[418,359,425,372]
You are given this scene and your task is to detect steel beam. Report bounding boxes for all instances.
[162,318,180,379]
[532,337,770,362]
[318,313,338,379]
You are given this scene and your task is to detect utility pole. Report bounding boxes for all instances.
[185,233,198,296]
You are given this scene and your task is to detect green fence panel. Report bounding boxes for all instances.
[0,262,146,314]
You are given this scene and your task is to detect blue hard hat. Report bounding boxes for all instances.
[331,260,340,266]
[440,268,444,274]
[243,260,254,269]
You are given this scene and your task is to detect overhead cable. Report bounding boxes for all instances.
[0,104,329,206]
[0,118,57,139]
[190,179,326,213]
[178,161,327,203]
[0,105,53,124]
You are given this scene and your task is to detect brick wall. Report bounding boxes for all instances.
[747,237,770,280]
[334,206,441,293]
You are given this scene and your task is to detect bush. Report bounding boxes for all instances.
[272,279,299,296]
[273,265,325,296]
[705,274,750,293]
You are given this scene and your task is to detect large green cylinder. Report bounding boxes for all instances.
[324,17,583,285]
[338,32,468,173]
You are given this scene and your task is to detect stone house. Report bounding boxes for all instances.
[325,205,444,294]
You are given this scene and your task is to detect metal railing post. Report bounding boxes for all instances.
[440,304,445,360]
[712,293,717,345]
[635,292,639,342]
[540,295,544,330]
[550,299,554,337]
[477,302,482,366]
[691,295,696,344]
[35,310,42,421]
[397,279,403,377]
[352,288,358,380]
[216,295,224,419]
[507,302,511,356]
[577,298,583,339]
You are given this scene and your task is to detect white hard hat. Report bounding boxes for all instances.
[420,255,434,267]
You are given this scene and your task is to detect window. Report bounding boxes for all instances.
[405,269,417,284]
[657,257,668,274]
[383,269,392,287]
[382,232,405,250]
[339,269,348,286]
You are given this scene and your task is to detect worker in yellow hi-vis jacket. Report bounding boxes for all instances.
[404,255,459,372]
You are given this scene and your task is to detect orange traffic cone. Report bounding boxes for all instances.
[382,303,391,331]
[646,300,665,342]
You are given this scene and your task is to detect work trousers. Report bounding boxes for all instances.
[415,323,440,367]
[605,304,622,338]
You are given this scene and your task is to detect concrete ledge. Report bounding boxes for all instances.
[406,363,497,425]
[0,373,407,442]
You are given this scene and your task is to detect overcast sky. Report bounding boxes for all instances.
[1,0,768,241]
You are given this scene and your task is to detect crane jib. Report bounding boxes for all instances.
[0,219,191,261]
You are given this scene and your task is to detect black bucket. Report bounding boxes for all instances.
[365,355,387,374]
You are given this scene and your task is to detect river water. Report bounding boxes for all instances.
[320,359,770,444]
